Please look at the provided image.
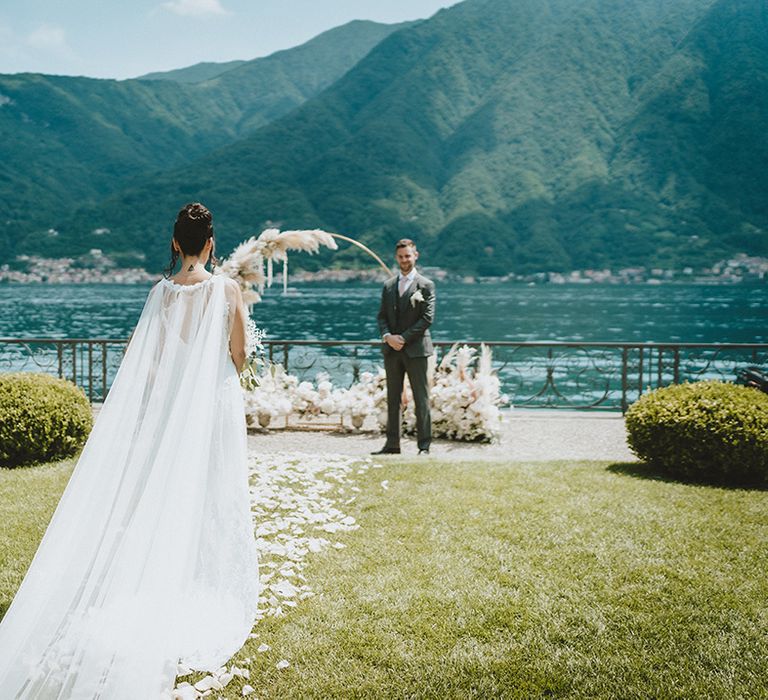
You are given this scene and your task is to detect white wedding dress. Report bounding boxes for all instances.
[0,273,260,699]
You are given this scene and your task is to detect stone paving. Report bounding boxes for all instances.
[247,410,636,463]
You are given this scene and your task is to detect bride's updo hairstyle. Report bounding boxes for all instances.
[164,202,219,277]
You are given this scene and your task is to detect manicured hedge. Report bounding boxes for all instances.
[625,380,768,486]
[0,372,92,468]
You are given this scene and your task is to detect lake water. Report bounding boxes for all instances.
[3,281,765,409]
[2,281,766,343]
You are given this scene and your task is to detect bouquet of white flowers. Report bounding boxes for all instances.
[292,380,321,419]
[239,320,267,391]
[286,372,343,419]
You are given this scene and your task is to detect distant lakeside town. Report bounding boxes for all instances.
[1,250,766,286]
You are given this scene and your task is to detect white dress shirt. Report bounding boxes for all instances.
[398,268,417,296]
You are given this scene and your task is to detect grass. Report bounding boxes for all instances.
[0,457,73,621]
[1,457,767,698]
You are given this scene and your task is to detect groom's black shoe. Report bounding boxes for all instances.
[418,448,430,455]
[371,446,401,455]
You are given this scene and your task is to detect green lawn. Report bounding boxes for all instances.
[1,457,767,699]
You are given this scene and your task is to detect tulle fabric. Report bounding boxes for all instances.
[0,274,260,699]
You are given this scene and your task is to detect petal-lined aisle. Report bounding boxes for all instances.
[171,453,382,699]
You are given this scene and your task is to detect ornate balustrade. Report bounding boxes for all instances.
[0,338,126,403]
[1,337,766,411]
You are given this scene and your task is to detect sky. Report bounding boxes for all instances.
[0,0,460,80]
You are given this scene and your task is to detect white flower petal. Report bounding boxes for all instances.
[218,672,234,687]
[194,676,223,692]
[172,683,198,700]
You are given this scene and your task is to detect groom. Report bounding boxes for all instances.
[373,239,436,455]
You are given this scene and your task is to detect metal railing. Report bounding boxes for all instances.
[2,338,766,411]
[262,340,768,412]
[0,338,128,404]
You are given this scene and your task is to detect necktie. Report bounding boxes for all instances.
[398,276,409,296]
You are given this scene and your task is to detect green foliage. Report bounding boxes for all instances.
[430,213,515,275]
[0,373,93,468]
[625,380,768,486]
[0,21,406,260]
[5,0,768,274]
[54,0,767,276]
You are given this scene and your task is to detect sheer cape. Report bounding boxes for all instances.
[0,274,260,699]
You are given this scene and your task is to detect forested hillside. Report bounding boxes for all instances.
[6,0,768,275]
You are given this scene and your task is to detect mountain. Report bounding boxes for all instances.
[0,20,409,259]
[190,20,416,134]
[137,60,248,83]
[10,0,768,275]
[52,0,756,274]
[609,0,768,261]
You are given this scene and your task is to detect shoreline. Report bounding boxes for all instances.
[1,253,766,286]
[0,273,765,286]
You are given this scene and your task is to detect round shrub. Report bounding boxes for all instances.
[0,372,93,468]
[626,380,768,486]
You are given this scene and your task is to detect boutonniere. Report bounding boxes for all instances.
[410,289,425,307]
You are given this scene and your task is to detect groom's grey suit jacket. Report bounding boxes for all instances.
[377,272,436,358]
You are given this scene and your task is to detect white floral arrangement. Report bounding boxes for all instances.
[430,344,508,442]
[290,372,343,419]
[314,373,343,417]
[336,370,384,428]
[243,364,294,427]
[291,380,321,419]
[240,345,507,440]
[244,368,343,424]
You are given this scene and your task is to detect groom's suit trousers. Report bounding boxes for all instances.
[383,351,431,451]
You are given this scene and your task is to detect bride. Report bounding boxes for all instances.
[0,203,260,698]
